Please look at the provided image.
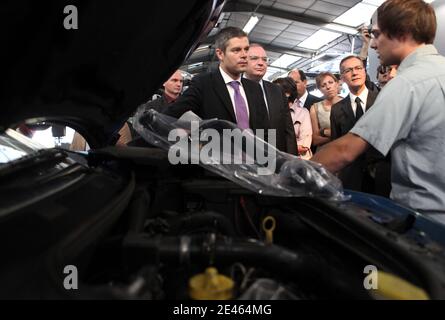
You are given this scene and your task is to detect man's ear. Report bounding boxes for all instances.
[215,48,224,62]
[397,33,410,43]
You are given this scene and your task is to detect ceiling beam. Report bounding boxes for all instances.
[256,43,314,58]
[193,36,314,59]
[223,0,331,27]
[223,0,359,35]
[184,43,313,67]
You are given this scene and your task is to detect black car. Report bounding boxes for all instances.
[1,0,445,300]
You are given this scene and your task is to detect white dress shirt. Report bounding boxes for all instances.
[219,67,250,118]
[259,80,269,114]
[349,87,369,117]
[298,90,309,108]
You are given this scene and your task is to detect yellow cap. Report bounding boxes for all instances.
[262,216,276,245]
[373,271,429,300]
[189,267,234,300]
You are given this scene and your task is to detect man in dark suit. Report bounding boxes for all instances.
[162,27,270,135]
[330,55,379,191]
[146,69,184,109]
[244,43,297,155]
[288,69,323,110]
[129,70,184,145]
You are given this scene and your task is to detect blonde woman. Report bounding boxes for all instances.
[310,72,342,152]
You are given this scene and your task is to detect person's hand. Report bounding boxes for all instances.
[277,159,347,200]
[360,26,371,45]
[298,145,309,155]
[324,128,331,137]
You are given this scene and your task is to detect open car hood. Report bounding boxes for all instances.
[0,0,224,146]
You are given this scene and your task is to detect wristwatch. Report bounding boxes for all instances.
[319,128,326,137]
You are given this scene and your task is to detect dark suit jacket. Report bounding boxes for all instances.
[330,88,379,191]
[163,69,276,147]
[144,94,170,110]
[303,93,323,110]
[262,80,297,155]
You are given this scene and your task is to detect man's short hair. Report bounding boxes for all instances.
[288,69,306,82]
[339,55,364,73]
[215,27,247,52]
[377,0,436,44]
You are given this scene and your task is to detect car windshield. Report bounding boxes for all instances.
[0,124,83,166]
[0,129,44,164]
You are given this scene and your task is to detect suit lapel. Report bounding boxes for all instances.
[262,81,271,105]
[261,81,272,119]
[211,70,236,121]
[341,96,355,124]
[242,78,257,127]
[304,95,312,109]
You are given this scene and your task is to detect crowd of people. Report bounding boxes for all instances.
[70,0,445,223]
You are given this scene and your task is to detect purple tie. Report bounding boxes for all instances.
[228,81,250,130]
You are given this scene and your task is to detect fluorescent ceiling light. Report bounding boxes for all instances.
[297,30,342,50]
[333,2,378,27]
[270,54,301,68]
[264,68,288,81]
[425,0,436,3]
[242,15,259,34]
[264,66,287,80]
[308,57,342,73]
[265,66,284,75]
[324,23,358,35]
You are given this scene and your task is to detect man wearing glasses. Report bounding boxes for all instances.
[244,44,297,155]
[162,27,269,133]
[312,0,445,224]
[329,55,379,191]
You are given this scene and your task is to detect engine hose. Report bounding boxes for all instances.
[127,188,151,234]
[123,235,324,284]
[166,211,237,237]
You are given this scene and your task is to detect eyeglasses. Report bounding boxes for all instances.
[341,65,364,75]
[378,65,397,74]
[249,55,270,63]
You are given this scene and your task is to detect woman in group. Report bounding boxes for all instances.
[309,72,342,152]
[273,77,312,160]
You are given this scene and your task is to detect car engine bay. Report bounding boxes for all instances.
[2,141,441,300]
